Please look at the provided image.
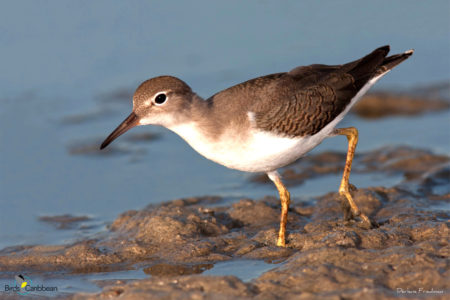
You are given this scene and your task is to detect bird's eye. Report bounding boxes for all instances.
[154,93,167,105]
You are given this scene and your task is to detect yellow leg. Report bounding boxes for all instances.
[334,127,371,226]
[267,171,290,247]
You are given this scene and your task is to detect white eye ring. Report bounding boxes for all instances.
[154,92,168,105]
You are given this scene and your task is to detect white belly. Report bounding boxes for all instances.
[169,73,386,173]
[168,124,305,172]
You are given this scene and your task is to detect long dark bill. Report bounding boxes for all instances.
[100,112,139,150]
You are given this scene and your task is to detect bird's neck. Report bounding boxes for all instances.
[167,94,218,142]
[167,101,223,162]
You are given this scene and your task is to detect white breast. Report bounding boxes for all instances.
[168,72,387,173]
[168,122,304,172]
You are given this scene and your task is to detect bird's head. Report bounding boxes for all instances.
[100,76,194,149]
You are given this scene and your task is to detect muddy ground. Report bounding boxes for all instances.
[0,144,448,299]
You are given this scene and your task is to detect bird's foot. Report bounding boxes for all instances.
[340,185,378,229]
[351,210,378,229]
[277,236,286,247]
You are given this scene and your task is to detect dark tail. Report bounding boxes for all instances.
[347,45,413,89]
[377,48,414,75]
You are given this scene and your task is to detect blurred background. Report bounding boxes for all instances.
[1,1,449,250]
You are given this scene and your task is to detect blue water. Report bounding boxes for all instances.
[1,0,449,252]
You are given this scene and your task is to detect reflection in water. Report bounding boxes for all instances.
[144,263,214,277]
[203,260,278,282]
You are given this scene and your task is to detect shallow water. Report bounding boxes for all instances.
[1,1,449,295]
[0,268,148,297]
[0,259,277,297]
[203,260,278,282]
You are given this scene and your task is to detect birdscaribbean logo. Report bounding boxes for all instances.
[15,275,30,295]
[3,274,58,295]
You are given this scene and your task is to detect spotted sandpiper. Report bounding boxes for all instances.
[101,45,412,247]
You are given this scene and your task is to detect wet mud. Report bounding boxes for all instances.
[352,83,450,119]
[39,214,92,230]
[352,91,449,119]
[0,145,448,299]
[251,146,449,186]
[66,132,160,157]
